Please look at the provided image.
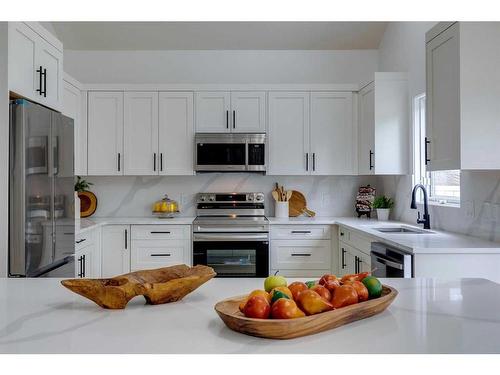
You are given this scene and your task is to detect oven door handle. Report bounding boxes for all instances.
[193,233,268,241]
[371,252,404,270]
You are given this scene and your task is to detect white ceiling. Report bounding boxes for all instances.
[51,22,388,50]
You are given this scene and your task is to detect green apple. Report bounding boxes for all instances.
[264,273,287,292]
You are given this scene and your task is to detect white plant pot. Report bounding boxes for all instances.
[376,208,390,221]
[275,201,289,218]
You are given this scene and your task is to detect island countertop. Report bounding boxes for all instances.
[1,277,499,354]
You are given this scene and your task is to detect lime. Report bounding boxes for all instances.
[270,290,290,304]
[362,276,383,298]
[305,280,317,289]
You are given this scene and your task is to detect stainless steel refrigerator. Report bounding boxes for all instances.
[9,99,75,277]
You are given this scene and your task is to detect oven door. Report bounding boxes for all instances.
[196,142,246,171]
[193,237,269,277]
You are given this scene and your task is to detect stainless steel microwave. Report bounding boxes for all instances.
[195,133,266,173]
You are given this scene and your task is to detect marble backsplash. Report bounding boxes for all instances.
[85,174,378,218]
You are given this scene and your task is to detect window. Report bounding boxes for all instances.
[413,94,460,205]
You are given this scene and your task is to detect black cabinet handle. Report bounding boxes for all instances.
[291,230,311,234]
[306,153,309,171]
[369,150,374,170]
[150,253,171,257]
[118,153,121,172]
[425,137,431,165]
[124,229,128,249]
[36,66,43,95]
[153,153,157,172]
[82,254,86,277]
[150,231,171,234]
[312,153,316,171]
[42,68,47,97]
[340,232,344,237]
[75,239,86,244]
[291,253,312,257]
[226,110,229,129]
[341,248,346,269]
[233,110,236,129]
[160,153,163,172]
[77,256,83,277]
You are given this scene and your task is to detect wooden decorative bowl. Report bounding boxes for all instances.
[62,264,216,309]
[215,285,397,339]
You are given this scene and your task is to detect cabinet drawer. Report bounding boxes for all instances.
[131,239,188,271]
[271,225,331,240]
[271,240,331,270]
[75,229,96,251]
[131,225,190,240]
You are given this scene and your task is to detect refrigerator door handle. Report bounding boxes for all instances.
[30,255,74,278]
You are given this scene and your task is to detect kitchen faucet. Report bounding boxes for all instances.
[410,184,431,229]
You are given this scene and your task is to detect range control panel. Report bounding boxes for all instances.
[197,192,265,203]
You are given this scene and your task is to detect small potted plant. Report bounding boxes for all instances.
[372,195,394,221]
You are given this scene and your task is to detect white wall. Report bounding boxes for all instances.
[0,22,8,277]
[377,22,500,242]
[87,174,377,218]
[64,49,378,84]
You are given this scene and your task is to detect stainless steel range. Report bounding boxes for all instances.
[192,192,269,278]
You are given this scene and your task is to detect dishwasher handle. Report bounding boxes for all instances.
[371,251,404,270]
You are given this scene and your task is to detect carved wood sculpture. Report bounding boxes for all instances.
[61,264,216,309]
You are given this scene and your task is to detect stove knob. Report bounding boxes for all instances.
[209,196,215,202]
[255,193,264,202]
[200,195,206,202]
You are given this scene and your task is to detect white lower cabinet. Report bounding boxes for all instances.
[338,225,372,276]
[101,225,130,277]
[130,225,191,271]
[270,225,332,277]
[75,228,101,278]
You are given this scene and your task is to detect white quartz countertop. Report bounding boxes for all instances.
[269,216,500,254]
[77,216,500,254]
[76,217,196,234]
[1,277,499,354]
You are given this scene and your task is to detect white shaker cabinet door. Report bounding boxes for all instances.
[123,92,159,175]
[311,92,356,175]
[36,37,63,111]
[195,91,231,132]
[426,22,461,171]
[230,91,266,133]
[358,83,375,175]
[101,225,130,277]
[158,92,195,175]
[268,92,310,175]
[8,22,38,101]
[87,92,124,175]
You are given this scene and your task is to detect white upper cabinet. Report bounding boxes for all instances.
[268,92,310,175]
[426,22,460,171]
[62,76,86,176]
[87,92,124,175]
[230,91,266,133]
[158,92,195,175]
[8,22,63,111]
[310,92,356,175]
[358,73,409,175]
[123,92,159,175]
[195,92,231,132]
[426,22,500,170]
[195,91,266,133]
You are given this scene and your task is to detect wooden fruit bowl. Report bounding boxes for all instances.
[215,285,397,339]
[62,264,216,309]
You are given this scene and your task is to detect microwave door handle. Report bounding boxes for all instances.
[371,253,404,270]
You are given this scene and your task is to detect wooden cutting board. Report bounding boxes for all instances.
[289,190,316,217]
[215,285,398,339]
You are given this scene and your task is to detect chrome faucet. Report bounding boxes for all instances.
[410,184,431,229]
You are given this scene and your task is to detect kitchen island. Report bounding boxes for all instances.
[1,277,499,353]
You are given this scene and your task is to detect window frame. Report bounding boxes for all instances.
[412,93,461,206]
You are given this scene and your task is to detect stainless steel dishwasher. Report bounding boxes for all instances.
[370,242,413,278]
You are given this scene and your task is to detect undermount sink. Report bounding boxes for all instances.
[373,226,434,234]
